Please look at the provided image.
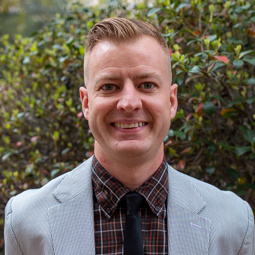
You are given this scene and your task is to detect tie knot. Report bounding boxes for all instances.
[125,192,144,216]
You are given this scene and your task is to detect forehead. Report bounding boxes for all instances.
[84,36,171,83]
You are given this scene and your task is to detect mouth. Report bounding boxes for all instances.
[113,122,147,129]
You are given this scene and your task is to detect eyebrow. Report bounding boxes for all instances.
[96,71,163,84]
[132,72,162,82]
[96,74,121,82]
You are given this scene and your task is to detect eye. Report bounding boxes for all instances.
[140,82,155,90]
[101,84,118,91]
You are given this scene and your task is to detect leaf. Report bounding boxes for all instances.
[173,109,185,121]
[187,38,201,46]
[233,59,244,70]
[147,8,161,17]
[226,168,239,180]
[25,165,34,174]
[195,103,204,113]
[206,166,215,175]
[177,160,186,170]
[239,126,255,142]
[207,145,215,155]
[239,50,254,59]
[241,183,255,189]
[236,190,247,196]
[188,66,202,74]
[243,58,255,66]
[79,46,85,55]
[53,44,63,50]
[236,146,252,156]
[186,113,193,121]
[241,3,251,10]
[58,56,69,63]
[168,129,174,137]
[220,108,235,118]
[53,131,59,140]
[206,34,217,42]
[247,78,255,85]
[51,169,61,178]
[174,130,186,140]
[30,136,39,143]
[180,147,193,154]
[246,97,255,104]
[228,99,243,107]
[203,101,216,115]
[87,20,94,28]
[171,54,178,61]
[176,3,191,12]
[23,57,30,64]
[214,56,229,64]
[2,151,13,161]
[66,37,74,48]
[61,148,70,155]
[182,124,194,134]
[211,61,225,71]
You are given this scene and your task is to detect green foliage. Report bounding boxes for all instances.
[0,0,255,251]
[152,0,255,198]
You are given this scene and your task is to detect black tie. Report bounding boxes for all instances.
[124,192,144,255]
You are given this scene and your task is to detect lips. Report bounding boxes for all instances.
[113,122,147,129]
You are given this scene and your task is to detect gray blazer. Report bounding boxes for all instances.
[4,157,255,254]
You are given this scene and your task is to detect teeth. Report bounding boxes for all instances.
[114,122,146,129]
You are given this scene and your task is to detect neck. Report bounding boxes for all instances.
[94,145,164,191]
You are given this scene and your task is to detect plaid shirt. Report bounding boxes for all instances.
[92,156,168,255]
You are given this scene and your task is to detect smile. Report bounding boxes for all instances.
[113,122,147,129]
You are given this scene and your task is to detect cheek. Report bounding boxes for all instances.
[89,98,115,122]
[151,98,171,116]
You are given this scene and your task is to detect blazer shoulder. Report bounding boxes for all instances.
[6,157,93,217]
[4,170,67,254]
[168,164,249,210]
[5,157,93,254]
[167,165,254,253]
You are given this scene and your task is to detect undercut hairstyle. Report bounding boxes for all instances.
[85,17,169,54]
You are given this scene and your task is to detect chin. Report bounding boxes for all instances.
[114,145,150,158]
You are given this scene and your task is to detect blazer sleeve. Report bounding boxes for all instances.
[238,201,255,255]
[4,197,23,255]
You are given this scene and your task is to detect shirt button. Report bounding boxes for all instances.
[106,208,111,214]
[155,206,161,212]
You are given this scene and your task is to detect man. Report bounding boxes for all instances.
[5,17,255,255]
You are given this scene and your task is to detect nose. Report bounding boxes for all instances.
[117,83,142,112]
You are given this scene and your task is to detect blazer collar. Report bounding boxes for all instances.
[167,165,211,254]
[52,159,206,212]
[167,165,206,213]
[49,157,95,254]
[52,157,94,203]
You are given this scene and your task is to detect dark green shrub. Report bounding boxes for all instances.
[0,0,254,252]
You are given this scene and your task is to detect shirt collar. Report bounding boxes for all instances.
[92,156,168,218]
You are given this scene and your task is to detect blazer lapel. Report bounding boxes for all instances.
[167,165,211,255]
[48,157,95,255]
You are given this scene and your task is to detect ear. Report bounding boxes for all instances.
[79,87,89,120]
[170,84,178,120]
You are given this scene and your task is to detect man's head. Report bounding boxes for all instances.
[84,17,171,84]
[80,17,177,166]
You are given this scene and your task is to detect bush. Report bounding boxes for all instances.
[0,0,254,252]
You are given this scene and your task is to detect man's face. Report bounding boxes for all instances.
[80,36,177,163]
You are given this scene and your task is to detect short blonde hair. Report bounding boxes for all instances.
[85,17,169,54]
[84,17,172,84]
